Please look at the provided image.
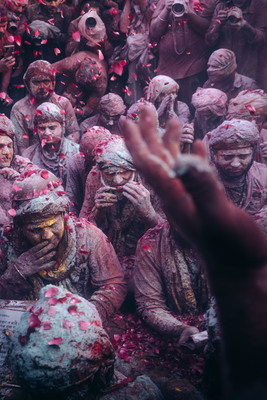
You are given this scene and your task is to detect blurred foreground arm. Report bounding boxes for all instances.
[123,106,267,398]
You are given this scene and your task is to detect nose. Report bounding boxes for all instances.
[2,145,9,155]
[41,227,53,240]
[113,174,124,185]
[230,157,241,168]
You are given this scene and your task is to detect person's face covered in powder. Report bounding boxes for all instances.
[29,76,53,101]
[213,147,254,180]
[0,135,13,168]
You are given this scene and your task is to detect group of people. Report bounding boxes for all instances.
[1,0,267,398]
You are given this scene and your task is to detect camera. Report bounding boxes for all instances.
[86,17,97,29]
[171,0,186,18]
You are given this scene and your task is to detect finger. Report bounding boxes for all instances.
[32,241,49,252]
[38,251,56,265]
[38,261,57,271]
[192,140,208,161]
[138,106,173,165]
[122,192,138,204]
[123,182,145,195]
[97,202,117,208]
[96,193,117,200]
[35,242,55,257]
[97,186,111,193]
[162,118,181,161]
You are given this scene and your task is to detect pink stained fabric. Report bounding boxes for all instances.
[134,221,208,335]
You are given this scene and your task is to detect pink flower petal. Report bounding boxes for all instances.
[45,287,59,298]
[8,209,16,216]
[28,313,41,329]
[63,320,74,329]
[48,337,62,345]
[41,170,48,179]
[70,297,82,304]
[97,49,104,61]
[12,185,21,192]
[48,298,58,305]
[72,30,80,42]
[48,306,56,317]
[43,320,52,330]
[54,48,61,56]
[79,320,90,330]
[68,305,78,314]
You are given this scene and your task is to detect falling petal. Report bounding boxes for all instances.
[48,337,62,345]
[45,286,59,298]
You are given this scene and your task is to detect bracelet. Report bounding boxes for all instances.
[13,264,27,281]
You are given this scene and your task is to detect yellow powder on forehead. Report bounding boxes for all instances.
[32,216,59,229]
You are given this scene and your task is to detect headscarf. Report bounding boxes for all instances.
[192,87,228,117]
[0,114,15,138]
[34,102,64,126]
[75,59,102,88]
[146,75,179,104]
[207,48,237,76]
[78,10,106,44]
[98,93,126,117]
[79,126,111,162]
[10,285,115,395]
[208,119,260,151]
[12,169,69,217]
[227,89,267,120]
[95,135,135,171]
[23,60,56,93]
[126,99,157,123]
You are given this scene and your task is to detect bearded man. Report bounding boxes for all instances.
[0,169,127,322]
[10,60,80,155]
[208,118,267,215]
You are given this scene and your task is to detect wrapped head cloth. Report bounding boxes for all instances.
[11,169,69,218]
[207,48,237,77]
[0,115,15,138]
[78,9,106,43]
[95,135,135,171]
[34,102,65,135]
[23,60,56,93]
[10,285,115,395]
[208,119,260,151]
[192,87,228,117]
[146,75,179,104]
[227,89,267,121]
[98,93,126,117]
[79,126,111,162]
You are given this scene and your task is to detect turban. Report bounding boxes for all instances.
[0,115,15,138]
[192,87,228,117]
[227,89,267,120]
[34,102,64,126]
[207,48,237,76]
[146,75,179,104]
[99,93,126,116]
[79,126,111,161]
[127,99,157,122]
[95,135,135,171]
[10,285,115,395]
[78,10,106,44]
[208,119,260,151]
[75,59,102,88]
[23,60,55,93]
[12,169,69,217]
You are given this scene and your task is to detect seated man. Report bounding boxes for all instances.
[53,51,108,120]
[22,102,79,187]
[134,219,208,345]
[192,87,228,140]
[0,115,33,226]
[0,169,127,322]
[203,48,259,101]
[80,93,126,135]
[11,60,80,155]
[146,75,191,128]
[65,126,111,216]
[208,119,267,215]
[80,135,164,260]
[10,285,163,400]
